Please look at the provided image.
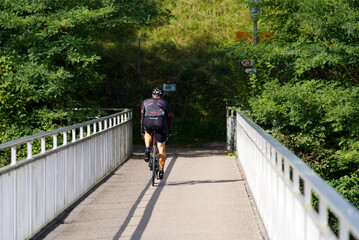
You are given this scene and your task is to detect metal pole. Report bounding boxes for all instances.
[253,21,258,44]
[250,0,261,95]
[253,18,258,95]
[138,37,141,75]
[250,0,261,44]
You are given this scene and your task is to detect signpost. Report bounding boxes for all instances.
[241,59,254,67]
[163,84,176,92]
[245,68,257,74]
[249,0,261,95]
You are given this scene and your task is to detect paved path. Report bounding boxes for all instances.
[40,148,266,240]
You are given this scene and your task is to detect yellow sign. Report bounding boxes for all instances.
[234,32,274,43]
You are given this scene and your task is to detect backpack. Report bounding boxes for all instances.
[144,99,165,117]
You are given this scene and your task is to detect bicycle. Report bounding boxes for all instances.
[149,129,159,186]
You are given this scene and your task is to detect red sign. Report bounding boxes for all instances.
[241,59,254,66]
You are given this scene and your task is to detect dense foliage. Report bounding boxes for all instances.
[227,0,359,90]
[227,0,359,208]
[0,0,171,147]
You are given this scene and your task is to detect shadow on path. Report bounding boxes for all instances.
[112,154,179,240]
[166,179,244,186]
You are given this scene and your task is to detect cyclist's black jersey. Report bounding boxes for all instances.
[141,98,172,133]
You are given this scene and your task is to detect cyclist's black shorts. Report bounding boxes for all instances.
[144,117,167,143]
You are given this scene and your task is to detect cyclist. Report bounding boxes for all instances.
[141,87,172,179]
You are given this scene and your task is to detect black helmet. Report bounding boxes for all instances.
[152,87,164,97]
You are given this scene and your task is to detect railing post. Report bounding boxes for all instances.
[339,221,349,239]
[41,137,46,153]
[226,108,236,151]
[11,146,16,165]
[53,135,57,149]
[319,199,328,227]
[72,129,76,142]
[80,127,84,139]
[284,159,290,181]
[63,132,67,145]
[27,142,32,159]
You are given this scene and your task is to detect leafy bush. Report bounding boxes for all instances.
[329,172,359,208]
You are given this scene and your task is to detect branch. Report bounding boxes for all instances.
[344,65,359,84]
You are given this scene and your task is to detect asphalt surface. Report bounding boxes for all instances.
[41,147,267,240]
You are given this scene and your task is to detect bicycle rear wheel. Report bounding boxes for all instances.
[151,145,156,186]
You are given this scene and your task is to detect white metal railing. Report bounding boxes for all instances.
[227,109,359,240]
[0,109,133,240]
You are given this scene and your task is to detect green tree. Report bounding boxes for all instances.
[0,0,171,144]
[227,0,359,97]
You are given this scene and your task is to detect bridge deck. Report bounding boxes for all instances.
[41,148,266,240]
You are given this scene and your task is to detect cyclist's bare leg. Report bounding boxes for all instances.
[157,144,166,170]
[144,132,152,148]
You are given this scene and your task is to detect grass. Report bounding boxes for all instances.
[140,0,251,46]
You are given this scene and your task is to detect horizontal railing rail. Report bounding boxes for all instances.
[228,108,359,240]
[0,109,132,170]
[0,109,133,240]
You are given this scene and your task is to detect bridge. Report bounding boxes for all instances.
[0,109,359,239]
